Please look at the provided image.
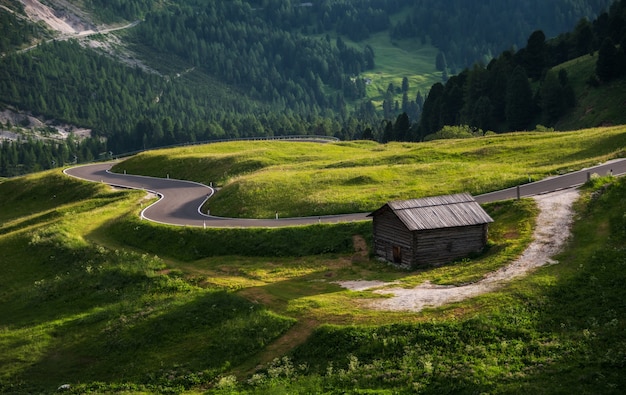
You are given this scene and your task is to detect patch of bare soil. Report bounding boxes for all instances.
[233,318,320,379]
[0,108,92,142]
[337,188,580,312]
[20,0,93,34]
[18,1,154,72]
[351,234,369,263]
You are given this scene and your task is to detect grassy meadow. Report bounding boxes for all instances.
[113,125,626,218]
[2,127,626,393]
[359,32,442,108]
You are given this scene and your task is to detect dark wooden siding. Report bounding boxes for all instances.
[412,224,488,267]
[371,208,414,268]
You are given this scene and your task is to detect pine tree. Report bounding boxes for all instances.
[401,77,409,93]
[417,82,445,139]
[524,30,547,81]
[505,66,534,131]
[539,72,565,125]
[596,38,620,82]
[435,51,447,71]
[393,112,411,141]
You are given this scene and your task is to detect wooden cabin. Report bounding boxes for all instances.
[368,193,493,269]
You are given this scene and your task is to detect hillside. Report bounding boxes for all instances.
[1,0,624,177]
[553,54,626,129]
[1,128,626,392]
[112,126,626,218]
[1,1,626,393]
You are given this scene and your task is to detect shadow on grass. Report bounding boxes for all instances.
[6,285,295,393]
[547,131,626,167]
[102,214,372,260]
[0,171,105,223]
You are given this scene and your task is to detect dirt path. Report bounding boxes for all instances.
[337,188,580,312]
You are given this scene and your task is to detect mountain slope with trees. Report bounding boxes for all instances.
[0,0,622,176]
[414,0,626,140]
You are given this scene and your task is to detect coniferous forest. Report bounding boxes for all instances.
[1,0,625,176]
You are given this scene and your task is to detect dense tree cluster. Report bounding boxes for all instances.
[415,0,626,140]
[0,40,198,148]
[299,0,403,41]
[0,1,44,53]
[0,37,377,176]
[82,0,154,22]
[133,1,375,108]
[80,0,611,72]
[0,135,105,177]
[391,0,614,71]
[1,0,624,176]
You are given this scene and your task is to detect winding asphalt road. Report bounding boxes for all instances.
[64,158,626,228]
[64,163,369,227]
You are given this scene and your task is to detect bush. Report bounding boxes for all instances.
[424,125,486,141]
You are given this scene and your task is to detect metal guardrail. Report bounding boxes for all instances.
[111,135,340,159]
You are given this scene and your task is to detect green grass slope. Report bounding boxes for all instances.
[0,169,626,394]
[0,172,295,394]
[553,55,626,130]
[2,128,626,393]
[114,125,626,218]
[358,33,442,108]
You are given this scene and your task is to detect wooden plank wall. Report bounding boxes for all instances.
[412,224,487,267]
[371,209,414,268]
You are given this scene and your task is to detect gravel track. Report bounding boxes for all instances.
[337,188,581,311]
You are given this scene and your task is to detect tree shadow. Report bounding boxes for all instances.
[9,288,294,393]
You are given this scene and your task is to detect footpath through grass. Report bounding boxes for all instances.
[3,134,626,393]
[113,125,626,218]
[0,160,539,393]
[195,176,626,394]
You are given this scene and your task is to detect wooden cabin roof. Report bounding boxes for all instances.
[369,192,493,231]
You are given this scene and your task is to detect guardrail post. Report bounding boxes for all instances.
[516,185,521,200]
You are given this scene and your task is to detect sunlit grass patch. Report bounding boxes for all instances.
[113,126,626,218]
[0,170,105,223]
[4,131,626,393]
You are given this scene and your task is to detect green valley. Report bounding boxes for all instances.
[2,0,626,393]
[2,126,626,393]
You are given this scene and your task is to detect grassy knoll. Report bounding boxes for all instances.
[3,138,626,393]
[106,213,372,260]
[0,172,295,394]
[113,125,626,218]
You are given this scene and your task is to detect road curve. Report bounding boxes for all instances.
[64,158,626,228]
[64,163,370,228]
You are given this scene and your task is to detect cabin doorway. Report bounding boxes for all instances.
[392,245,402,263]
